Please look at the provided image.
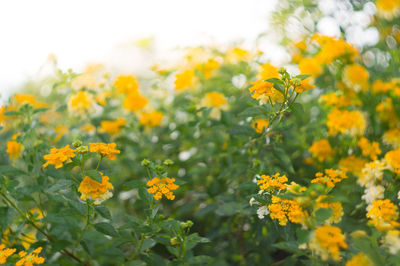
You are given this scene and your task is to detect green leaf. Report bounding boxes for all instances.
[94,222,119,237]
[47,179,74,193]
[273,148,295,174]
[95,205,112,220]
[0,165,26,176]
[4,111,22,116]
[68,200,86,216]
[315,208,333,224]
[187,256,212,264]
[140,238,156,252]
[272,241,300,254]
[33,107,50,114]
[228,125,256,137]
[295,74,311,80]
[239,106,268,117]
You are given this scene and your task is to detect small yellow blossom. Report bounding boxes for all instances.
[371,79,392,94]
[326,109,366,137]
[139,111,163,128]
[251,119,269,134]
[174,70,196,91]
[226,47,251,62]
[258,63,279,80]
[383,128,400,149]
[346,253,373,266]
[257,173,288,191]
[147,177,179,200]
[204,92,227,108]
[100,118,126,135]
[71,74,98,91]
[311,169,347,187]
[114,75,139,94]
[383,230,400,254]
[295,78,315,93]
[202,59,220,78]
[96,91,112,106]
[342,64,369,92]
[249,79,283,104]
[376,0,400,20]
[89,142,120,160]
[358,137,381,160]
[319,92,354,108]
[7,133,24,160]
[385,148,400,174]
[367,199,400,231]
[68,91,94,114]
[78,173,114,205]
[16,247,45,266]
[14,94,48,108]
[43,145,76,169]
[339,155,367,178]
[268,196,305,226]
[309,139,335,162]
[309,225,348,261]
[123,91,148,112]
[376,98,399,127]
[298,57,322,77]
[0,243,16,264]
[316,196,344,224]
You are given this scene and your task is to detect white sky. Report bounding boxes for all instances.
[0,0,276,99]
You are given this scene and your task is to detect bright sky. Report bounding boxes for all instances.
[0,0,276,99]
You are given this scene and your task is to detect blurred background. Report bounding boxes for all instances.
[0,0,380,101]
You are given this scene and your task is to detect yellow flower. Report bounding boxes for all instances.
[357,137,381,161]
[298,57,322,77]
[68,91,94,113]
[268,196,305,226]
[258,63,279,80]
[251,119,269,134]
[383,230,400,254]
[316,196,344,224]
[257,173,288,191]
[78,173,114,205]
[376,98,399,127]
[367,199,400,231]
[376,0,400,20]
[53,125,69,144]
[89,142,120,160]
[96,91,111,106]
[309,225,348,261]
[7,133,24,160]
[338,155,367,178]
[319,92,354,108]
[0,244,16,264]
[226,47,251,62]
[295,78,315,93]
[312,34,359,64]
[81,124,96,134]
[14,94,48,108]
[385,148,400,174]
[202,59,220,78]
[100,118,126,135]
[342,64,369,92]
[346,253,373,266]
[139,111,163,128]
[204,92,227,108]
[311,169,347,187]
[43,145,76,169]
[326,109,366,137]
[147,177,179,200]
[371,79,392,94]
[309,139,335,162]
[249,79,283,104]
[174,70,196,91]
[16,247,45,266]
[123,91,148,112]
[383,128,400,149]
[113,75,139,94]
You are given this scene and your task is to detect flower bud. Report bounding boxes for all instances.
[73,139,82,148]
[278,67,286,75]
[141,159,151,167]
[292,78,301,86]
[163,159,174,166]
[77,145,88,154]
[170,237,180,246]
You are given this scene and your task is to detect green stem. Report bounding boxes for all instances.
[95,156,103,171]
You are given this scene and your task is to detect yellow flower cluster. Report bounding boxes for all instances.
[113,75,139,94]
[89,142,120,160]
[174,70,196,91]
[345,253,373,266]
[202,59,220,78]
[342,64,369,92]
[384,128,400,149]
[376,0,400,20]
[326,109,366,137]
[357,137,381,160]
[0,243,16,264]
[78,173,114,205]
[311,169,347,188]
[316,196,344,224]
[7,133,24,160]
[308,139,335,162]
[16,247,45,266]
[257,173,288,191]
[309,225,348,261]
[367,199,400,231]
[385,148,400,174]
[146,177,179,200]
[339,155,367,178]
[139,111,163,128]
[268,196,305,226]
[320,93,354,108]
[112,75,148,112]
[100,118,126,135]
[251,119,269,134]
[43,145,76,169]
[14,94,48,108]
[204,92,227,108]
[249,80,283,105]
[68,91,94,114]
[311,34,359,64]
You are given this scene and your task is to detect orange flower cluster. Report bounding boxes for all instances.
[257,173,288,191]
[78,173,114,205]
[147,177,179,200]
[268,196,305,226]
[43,145,76,169]
[311,169,347,188]
[16,247,45,266]
[89,143,120,160]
